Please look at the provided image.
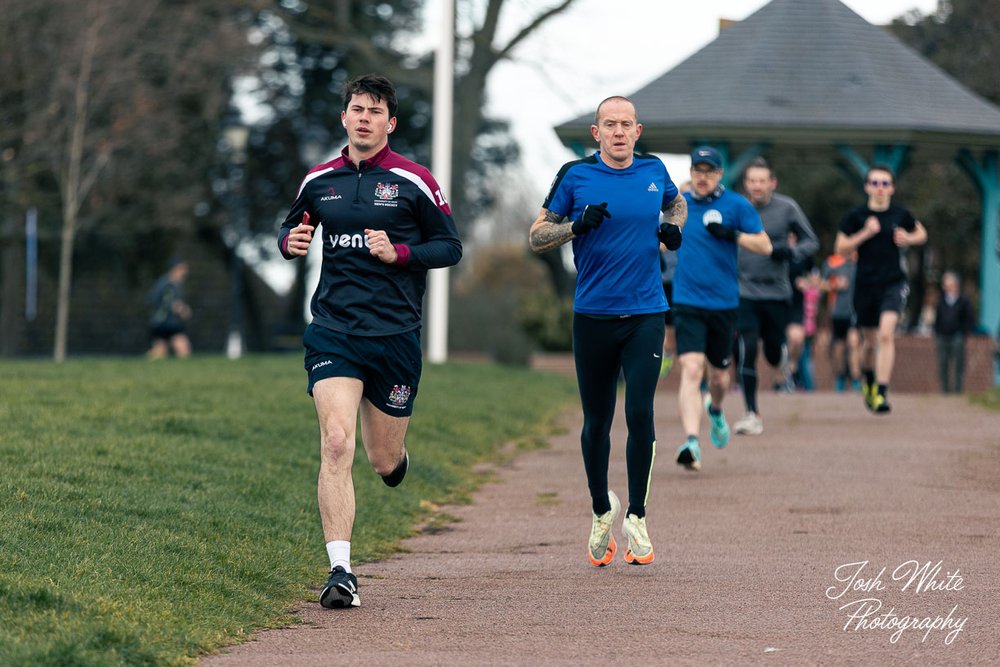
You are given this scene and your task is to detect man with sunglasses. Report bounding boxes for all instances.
[835,165,927,413]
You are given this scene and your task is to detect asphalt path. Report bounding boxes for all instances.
[202,389,1000,666]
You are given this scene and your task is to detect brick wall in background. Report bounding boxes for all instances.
[532,335,997,394]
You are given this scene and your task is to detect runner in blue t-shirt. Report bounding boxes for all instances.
[672,146,771,473]
[529,96,686,568]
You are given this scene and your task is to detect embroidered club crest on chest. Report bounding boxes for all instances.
[373,182,400,208]
[375,182,399,200]
[387,384,411,408]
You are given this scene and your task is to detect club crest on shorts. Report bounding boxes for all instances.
[387,384,411,408]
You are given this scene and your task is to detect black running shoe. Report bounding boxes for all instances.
[381,451,409,488]
[871,393,892,414]
[319,566,360,608]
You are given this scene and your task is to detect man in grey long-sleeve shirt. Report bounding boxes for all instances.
[733,158,819,435]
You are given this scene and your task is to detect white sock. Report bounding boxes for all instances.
[326,540,351,573]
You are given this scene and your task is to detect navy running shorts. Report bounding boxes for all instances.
[303,323,422,417]
[150,323,186,341]
[737,298,789,346]
[673,304,737,369]
[853,279,908,329]
[831,316,856,341]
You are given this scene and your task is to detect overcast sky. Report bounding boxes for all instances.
[436,0,940,198]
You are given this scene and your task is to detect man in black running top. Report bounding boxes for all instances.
[279,74,462,608]
[835,164,926,414]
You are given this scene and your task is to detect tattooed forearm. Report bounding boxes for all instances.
[662,193,687,229]
[529,209,573,253]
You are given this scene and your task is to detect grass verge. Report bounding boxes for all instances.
[0,355,577,666]
[971,386,1000,412]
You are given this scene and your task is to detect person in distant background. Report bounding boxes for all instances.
[792,264,822,392]
[147,257,192,359]
[784,250,814,391]
[732,158,818,435]
[822,252,861,392]
[835,164,927,414]
[933,271,975,393]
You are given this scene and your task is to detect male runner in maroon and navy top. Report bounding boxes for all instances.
[279,73,462,608]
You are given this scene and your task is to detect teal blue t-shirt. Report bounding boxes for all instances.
[543,152,679,316]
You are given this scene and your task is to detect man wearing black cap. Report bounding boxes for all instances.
[672,146,771,472]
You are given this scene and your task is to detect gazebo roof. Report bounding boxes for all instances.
[554,0,1000,154]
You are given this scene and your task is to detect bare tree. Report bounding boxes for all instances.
[449,0,579,225]
[2,0,252,360]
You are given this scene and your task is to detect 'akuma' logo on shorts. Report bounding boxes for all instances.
[387,384,411,408]
[311,360,333,372]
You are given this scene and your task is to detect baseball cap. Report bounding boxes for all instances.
[691,146,722,169]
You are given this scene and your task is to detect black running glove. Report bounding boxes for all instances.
[705,222,738,242]
[658,223,683,250]
[571,202,611,236]
[770,246,794,262]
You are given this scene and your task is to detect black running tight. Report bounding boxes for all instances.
[573,313,664,519]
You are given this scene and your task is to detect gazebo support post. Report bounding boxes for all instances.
[957,149,1000,333]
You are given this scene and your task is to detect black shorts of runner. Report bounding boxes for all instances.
[737,298,789,346]
[788,289,805,325]
[853,279,908,329]
[831,316,856,341]
[663,282,674,326]
[673,304,737,369]
[150,323,185,341]
[303,323,422,417]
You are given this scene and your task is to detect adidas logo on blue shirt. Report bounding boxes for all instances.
[648,182,659,192]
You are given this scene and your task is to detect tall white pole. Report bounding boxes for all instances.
[427,0,454,364]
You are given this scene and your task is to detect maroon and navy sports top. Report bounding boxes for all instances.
[279,144,462,336]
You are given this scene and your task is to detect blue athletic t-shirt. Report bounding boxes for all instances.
[673,189,763,310]
[543,152,679,316]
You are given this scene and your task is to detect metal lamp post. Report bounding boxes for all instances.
[223,123,250,360]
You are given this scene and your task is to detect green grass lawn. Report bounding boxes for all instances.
[972,385,1000,412]
[0,355,577,666]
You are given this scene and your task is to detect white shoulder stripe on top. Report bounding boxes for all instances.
[389,167,438,207]
[297,167,335,198]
